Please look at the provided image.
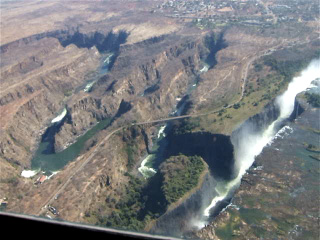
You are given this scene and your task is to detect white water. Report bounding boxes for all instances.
[103,53,114,64]
[48,171,59,179]
[51,107,67,123]
[138,155,157,178]
[171,110,178,115]
[84,81,96,92]
[273,125,293,141]
[21,169,39,178]
[157,125,166,138]
[139,89,189,177]
[21,169,59,179]
[200,65,209,73]
[138,125,167,178]
[202,58,320,218]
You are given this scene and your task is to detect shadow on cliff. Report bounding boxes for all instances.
[165,125,235,181]
[58,30,129,69]
[59,30,128,52]
[203,31,228,69]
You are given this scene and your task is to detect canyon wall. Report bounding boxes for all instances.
[0,37,100,170]
[52,31,222,152]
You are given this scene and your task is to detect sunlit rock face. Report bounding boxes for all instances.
[195,59,320,239]
[0,37,101,169]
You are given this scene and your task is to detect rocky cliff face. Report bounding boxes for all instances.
[2,21,309,238]
[2,1,319,238]
[149,171,215,237]
[52,124,152,222]
[0,37,100,170]
[197,104,319,240]
[166,130,235,181]
[0,23,226,221]
[52,31,216,151]
[194,93,319,239]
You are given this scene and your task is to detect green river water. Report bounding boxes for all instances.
[31,118,112,174]
[30,53,114,175]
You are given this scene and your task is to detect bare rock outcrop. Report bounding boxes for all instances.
[0,37,100,169]
[52,31,212,151]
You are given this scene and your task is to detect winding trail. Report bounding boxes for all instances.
[37,38,312,215]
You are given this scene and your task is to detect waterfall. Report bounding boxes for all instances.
[201,58,320,221]
[51,107,67,124]
[138,125,167,178]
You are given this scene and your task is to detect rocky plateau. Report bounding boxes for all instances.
[0,0,319,239]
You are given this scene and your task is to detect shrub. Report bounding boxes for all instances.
[305,92,320,107]
[160,155,205,205]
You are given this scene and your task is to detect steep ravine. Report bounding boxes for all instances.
[0,38,101,170]
[37,31,230,228]
[27,30,131,155]
[5,30,228,183]
[0,27,128,55]
[194,58,320,239]
[51,32,226,155]
[0,29,130,178]
[147,95,307,238]
[147,99,278,235]
[166,131,235,181]
[2,29,233,229]
[149,57,319,236]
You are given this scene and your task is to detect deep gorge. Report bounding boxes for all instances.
[23,29,227,174]
[147,95,307,238]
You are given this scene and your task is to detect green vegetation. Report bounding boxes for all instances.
[160,155,205,205]
[239,208,267,225]
[178,46,319,135]
[271,216,295,236]
[263,53,318,83]
[104,174,147,231]
[305,92,320,107]
[93,155,206,231]
[305,143,320,153]
[192,18,216,30]
[121,126,142,170]
[215,209,242,240]
[172,118,201,135]
[233,103,241,109]
[254,63,263,72]
[63,89,73,97]
[124,144,138,170]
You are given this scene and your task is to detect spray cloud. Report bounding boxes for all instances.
[201,58,320,220]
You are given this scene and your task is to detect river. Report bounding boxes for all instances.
[138,61,209,178]
[150,58,320,237]
[21,53,114,177]
[196,58,320,227]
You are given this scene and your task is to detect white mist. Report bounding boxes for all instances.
[201,58,320,220]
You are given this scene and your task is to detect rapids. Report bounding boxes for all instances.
[200,58,320,223]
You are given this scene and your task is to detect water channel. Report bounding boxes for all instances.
[22,53,114,177]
